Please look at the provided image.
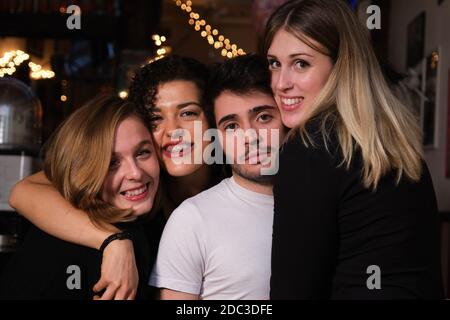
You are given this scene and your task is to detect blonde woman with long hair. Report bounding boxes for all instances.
[265,0,443,299]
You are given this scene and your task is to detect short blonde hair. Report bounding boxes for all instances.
[43,95,158,227]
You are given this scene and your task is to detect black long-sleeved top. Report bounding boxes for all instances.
[0,219,151,300]
[271,123,444,299]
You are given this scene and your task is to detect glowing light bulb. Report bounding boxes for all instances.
[119,91,128,99]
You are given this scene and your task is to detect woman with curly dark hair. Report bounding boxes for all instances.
[8,55,228,299]
[129,56,229,290]
[129,55,227,216]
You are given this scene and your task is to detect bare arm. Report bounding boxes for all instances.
[9,171,115,248]
[8,170,139,300]
[160,289,199,300]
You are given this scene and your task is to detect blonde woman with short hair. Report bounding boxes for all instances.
[265,0,443,299]
[0,96,160,299]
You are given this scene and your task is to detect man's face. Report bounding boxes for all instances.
[214,90,286,184]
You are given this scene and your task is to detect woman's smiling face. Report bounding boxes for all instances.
[267,29,334,128]
[150,80,210,177]
[101,115,160,217]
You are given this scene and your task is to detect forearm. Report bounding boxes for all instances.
[9,171,118,249]
[160,289,199,300]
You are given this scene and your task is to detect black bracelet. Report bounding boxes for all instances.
[100,232,133,253]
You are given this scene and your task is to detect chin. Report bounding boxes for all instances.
[132,202,153,216]
[281,114,300,129]
[165,163,203,177]
[234,164,262,178]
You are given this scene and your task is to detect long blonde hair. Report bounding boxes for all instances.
[43,95,157,227]
[264,0,423,189]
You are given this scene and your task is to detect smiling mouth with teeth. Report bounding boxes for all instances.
[120,183,149,199]
[163,143,193,158]
[281,97,304,104]
[280,97,304,110]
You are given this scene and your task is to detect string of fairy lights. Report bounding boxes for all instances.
[149,33,172,63]
[0,50,55,80]
[3,1,245,101]
[118,33,173,99]
[174,0,246,58]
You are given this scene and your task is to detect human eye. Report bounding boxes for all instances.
[257,113,273,124]
[267,58,281,70]
[109,157,120,170]
[224,123,238,131]
[136,148,151,158]
[136,148,152,160]
[294,59,310,70]
[180,110,199,118]
[149,115,162,130]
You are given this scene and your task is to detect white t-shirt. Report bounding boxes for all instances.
[149,176,274,300]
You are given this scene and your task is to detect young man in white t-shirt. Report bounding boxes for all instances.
[149,54,286,300]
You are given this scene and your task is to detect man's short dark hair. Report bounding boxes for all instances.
[129,54,209,120]
[205,54,273,127]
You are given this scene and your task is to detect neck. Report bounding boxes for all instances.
[232,174,273,196]
[167,164,213,206]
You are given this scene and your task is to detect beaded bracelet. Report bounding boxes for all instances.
[100,232,133,253]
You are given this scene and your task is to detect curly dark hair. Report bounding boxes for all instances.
[128,54,209,121]
[204,54,273,128]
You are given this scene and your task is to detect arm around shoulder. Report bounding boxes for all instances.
[9,170,116,249]
[9,171,139,300]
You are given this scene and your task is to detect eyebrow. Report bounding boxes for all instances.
[152,101,202,113]
[217,105,277,127]
[267,53,313,58]
[218,114,237,127]
[250,105,277,114]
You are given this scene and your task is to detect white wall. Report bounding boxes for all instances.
[388,0,450,211]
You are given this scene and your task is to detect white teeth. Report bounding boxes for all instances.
[124,185,147,197]
[281,97,303,105]
[166,143,191,153]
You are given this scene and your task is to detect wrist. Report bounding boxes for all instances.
[92,223,120,250]
[100,232,134,253]
[96,230,115,250]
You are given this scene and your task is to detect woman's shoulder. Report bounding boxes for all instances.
[281,119,341,165]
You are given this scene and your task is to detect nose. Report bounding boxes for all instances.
[165,117,188,143]
[274,68,294,92]
[164,116,179,137]
[124,159,144,181]
[239,120,259,147]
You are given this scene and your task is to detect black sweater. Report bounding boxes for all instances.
[0,219,150,300]
[271,124,444,299]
